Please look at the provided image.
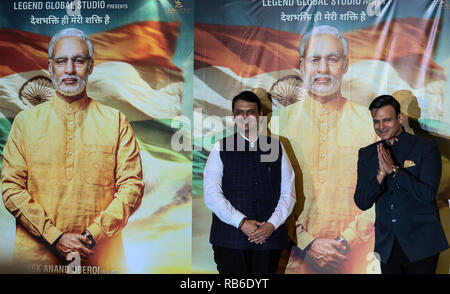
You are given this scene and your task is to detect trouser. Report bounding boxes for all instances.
[381,238,439,274]
[212,245,282,274]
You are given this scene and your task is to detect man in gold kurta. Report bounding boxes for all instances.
[1,28,144,273]
[270,25,378,273]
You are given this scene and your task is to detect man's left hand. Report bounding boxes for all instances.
[377,143,395,174]
[248,222,275,244]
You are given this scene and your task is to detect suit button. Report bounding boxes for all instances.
[392,218,397,223]
[390,204,394,210]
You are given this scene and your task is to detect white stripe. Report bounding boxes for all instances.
[0,62,183,120]
[194,61,446,124]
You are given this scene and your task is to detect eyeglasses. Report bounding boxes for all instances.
[303,55,345,66]
[53,56,91,67]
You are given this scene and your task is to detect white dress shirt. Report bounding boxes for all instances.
[203,133,296,230]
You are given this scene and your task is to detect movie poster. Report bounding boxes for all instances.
[193,0,450,274]
[0,0,448,276]
[0,0,193,274]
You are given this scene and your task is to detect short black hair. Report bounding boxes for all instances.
[369,95,401,116]
[232,91,262,113]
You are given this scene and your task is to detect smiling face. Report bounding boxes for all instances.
[371,105,404,143]
[233,99,261,138]
[301,34,348,101]
[49,36,93,102]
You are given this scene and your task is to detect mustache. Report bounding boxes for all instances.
[58,74,80,84]
[312,73,335,82]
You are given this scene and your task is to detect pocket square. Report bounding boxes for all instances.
[404,160,416,168]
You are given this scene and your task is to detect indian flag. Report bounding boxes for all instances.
[194,18,449,142]
[0,20,184,122]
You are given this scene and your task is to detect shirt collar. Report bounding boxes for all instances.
[307,94,346,114]
[51,94,90,113]
[238,132,259,147]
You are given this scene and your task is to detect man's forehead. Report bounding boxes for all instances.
[53,36,89,57]
[234,100,258,110]
[371,105,397,118]
[304,34,343,56]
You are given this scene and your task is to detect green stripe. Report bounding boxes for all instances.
[0,118,13,172]
[130,119,191,162]
[192,149,208,198]
[419,119,450,136]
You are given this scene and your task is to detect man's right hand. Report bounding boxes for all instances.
[54,233,95,261]
[304,238,347,273]
[240,219,262,238]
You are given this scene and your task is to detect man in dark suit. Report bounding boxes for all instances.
[203,91,296,274]
[354,94,449,274]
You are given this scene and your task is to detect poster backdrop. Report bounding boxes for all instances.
[193,0,450,273]
[0,0,193,273]
[0,0,449,275]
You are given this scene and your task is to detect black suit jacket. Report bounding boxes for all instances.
[354,130,449,263]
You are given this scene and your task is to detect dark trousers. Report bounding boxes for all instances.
[212,245,282,274]
[381,238,439,274]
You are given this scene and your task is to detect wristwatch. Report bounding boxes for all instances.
[334,235,350,255]
[391,165,399,177]
[391,165,399,173]
[81,230,96,249]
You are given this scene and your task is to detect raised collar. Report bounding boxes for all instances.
[306,93,346,114]
[390,127,407,147]
[51,95,90,113]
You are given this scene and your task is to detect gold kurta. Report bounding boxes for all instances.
[270,95,378,273]
[1,96,144,273]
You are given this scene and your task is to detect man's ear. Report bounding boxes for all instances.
[343,57,349,74]
[88,59,94,75]
[397,112,404,124]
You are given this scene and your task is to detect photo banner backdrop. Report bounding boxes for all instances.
[0,0,193,273]
[0,0,448,275]
[193,0,450,273]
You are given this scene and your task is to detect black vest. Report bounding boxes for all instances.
[209,133,288,250]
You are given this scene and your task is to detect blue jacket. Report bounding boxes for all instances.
[354,130,449,263]
[209,133,288,250]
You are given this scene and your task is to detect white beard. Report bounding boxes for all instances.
[303,72,342,97]
[50,67,88,97]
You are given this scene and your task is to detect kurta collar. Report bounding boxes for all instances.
[52,95,90,113]
[307,94,346,114]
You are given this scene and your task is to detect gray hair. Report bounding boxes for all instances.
[299,25,349,58]
[48,28,94,59]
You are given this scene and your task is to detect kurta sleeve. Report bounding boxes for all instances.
[341,206,375,249]
[1,112,63,245]
[267,142,296,230]
[86,113,144,243]
[343,147,383,248]
[295,222,316,250]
